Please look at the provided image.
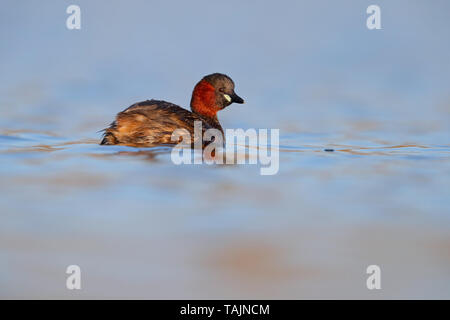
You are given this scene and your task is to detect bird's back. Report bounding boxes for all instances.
[101,100,215,147]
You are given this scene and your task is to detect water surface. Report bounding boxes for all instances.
[1,1,449,298]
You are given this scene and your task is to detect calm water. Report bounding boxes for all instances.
[1,1,449,299]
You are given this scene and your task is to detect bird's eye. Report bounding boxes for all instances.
[219,88,225,93]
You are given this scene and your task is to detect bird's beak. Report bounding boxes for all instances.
[231,92,244,104]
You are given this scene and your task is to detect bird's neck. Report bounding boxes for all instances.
[190,80,219,119]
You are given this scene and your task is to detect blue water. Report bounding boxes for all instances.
[0,1,449,298]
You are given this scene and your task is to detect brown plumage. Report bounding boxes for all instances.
[100,73,244,147]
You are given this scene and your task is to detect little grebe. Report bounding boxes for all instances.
[100,73,244,147]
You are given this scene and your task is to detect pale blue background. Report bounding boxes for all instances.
[0,0,449,298]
